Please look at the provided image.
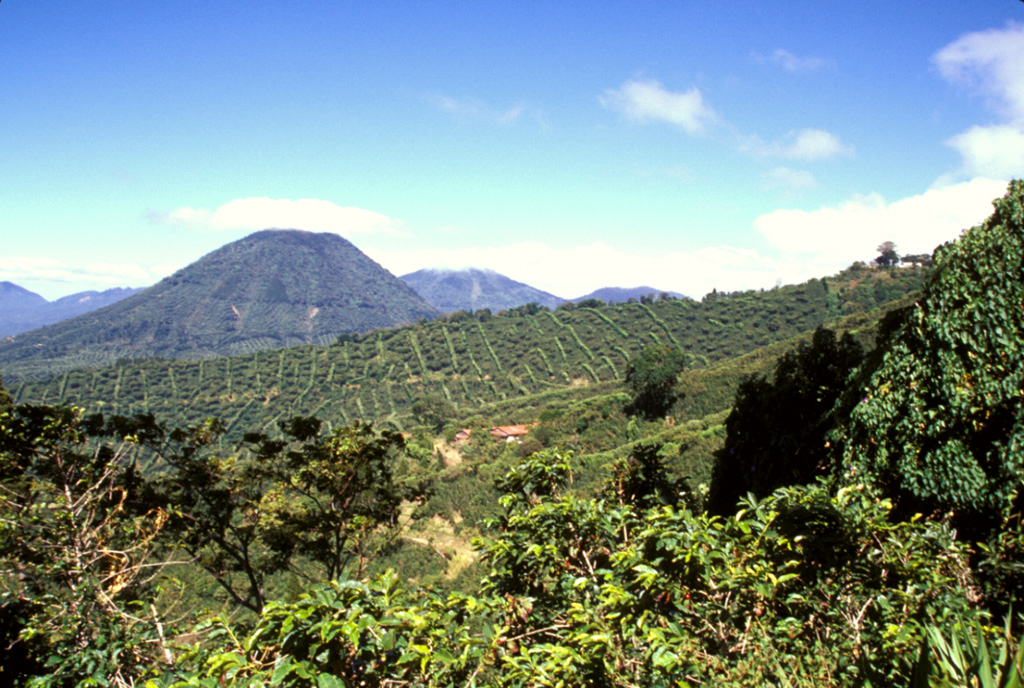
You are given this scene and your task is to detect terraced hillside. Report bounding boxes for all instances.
[11,264,925,437]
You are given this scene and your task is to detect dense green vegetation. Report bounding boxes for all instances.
[707,327,865,514]
[0,376,11,416]
[624,344,689,419]
[4,183,1024,685]
[839,190,1024,535]
[0,230,438,381]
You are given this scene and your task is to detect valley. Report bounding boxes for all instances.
[2,183,1022,686]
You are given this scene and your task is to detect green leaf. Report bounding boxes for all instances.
[317,675,345,688]
[269,656,295,686]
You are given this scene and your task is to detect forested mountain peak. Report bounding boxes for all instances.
[0,229,439,379]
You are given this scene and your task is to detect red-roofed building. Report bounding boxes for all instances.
[490,425,531,442]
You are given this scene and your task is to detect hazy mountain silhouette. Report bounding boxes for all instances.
[402,268,564,313]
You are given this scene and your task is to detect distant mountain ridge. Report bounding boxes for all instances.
[0,282,143,337]
[0,229,438,380]
[401,268,564,313]
[573,286,686,304]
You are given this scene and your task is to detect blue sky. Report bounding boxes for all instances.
[2,1,1022,301]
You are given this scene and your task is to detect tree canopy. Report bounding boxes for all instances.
[0,376,11,416]
[411,393,455,432]
[625,345,688,419]
[875,240,900,267]
[707,327,864,514]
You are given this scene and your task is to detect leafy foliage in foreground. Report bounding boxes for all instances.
[159,450,989,687]
[0,404,420,686]
[1,415,1017,686]
[0,406,175,685]
[912,617,1024,688]
[151,416,418,614]
[838,181,1024,538]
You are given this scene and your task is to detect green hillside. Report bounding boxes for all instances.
[10,263,925,438]
[0,230,439,381]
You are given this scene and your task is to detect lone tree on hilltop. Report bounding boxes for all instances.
[875,241,900,267]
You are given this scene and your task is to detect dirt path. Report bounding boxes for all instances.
[402,515,477,580]
[433,439,462,467]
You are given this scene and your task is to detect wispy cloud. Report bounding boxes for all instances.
[934,22,1024,180]
[0,256,157,294]
[741,128,853,161]
[755,48,831,73]
[762,167,817,191]
[150,198,402,236]
[600,77,851,169]
[600,79,718,135]
[431,94,527,124]
[934,22,1024,125]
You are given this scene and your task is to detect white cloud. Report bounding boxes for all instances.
[742,128,853,161]
[754,178,1008,268]
[757,48,830,72]
[600,79,717,135]
[163,206,212,227]
[153,197,402,236]
[934,22,1024,125]
[367,181,1006,300]
[763,167,818,191]
[946,125,1024,180]
[934,22,1024,180]
[600,78,851,167]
